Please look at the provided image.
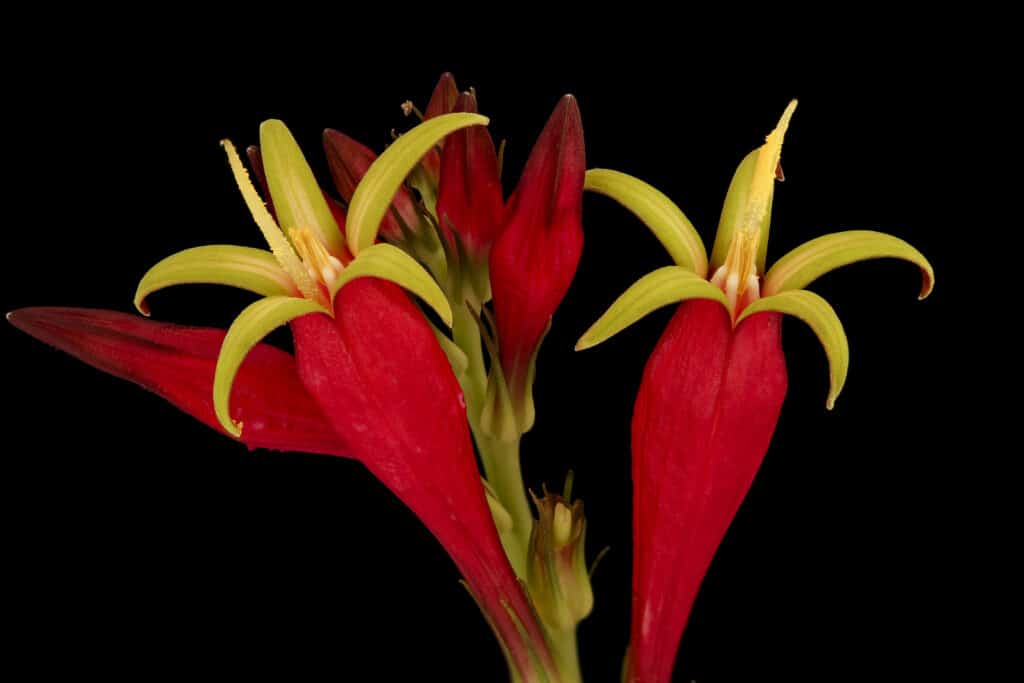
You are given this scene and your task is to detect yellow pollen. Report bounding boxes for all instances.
[717,99,798,312]
[289,228,344,287]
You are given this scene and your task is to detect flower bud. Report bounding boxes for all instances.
[526,491,594,631]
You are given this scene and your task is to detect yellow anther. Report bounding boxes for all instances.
[221,139,320,302]
[289,228,344,287]
[717,100,798,312]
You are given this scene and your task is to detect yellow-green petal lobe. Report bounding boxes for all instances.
[709,149,773,273]
[763,229,934,299]
[214,296,328,437]
[134,246,296,315]
[575,266,729,351]
[585,169,708,276]
[347,113,489,255]
[260,119,346,256]
[737,290,849,410]
[329,243,453,327]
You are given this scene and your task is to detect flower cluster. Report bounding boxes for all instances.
[10,78,931,682]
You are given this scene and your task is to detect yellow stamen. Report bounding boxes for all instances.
[221,139,321,301]
[289,227,344,287]
[718,100,798,311]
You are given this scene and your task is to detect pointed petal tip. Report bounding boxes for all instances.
[7,307,46,332]
[455,90,479,113]
[322,128,350,146]
[555,93,582,122]
[425,72,460,118]
[133,295,152,317]
[546,94,583,152]
[918,273,935,300]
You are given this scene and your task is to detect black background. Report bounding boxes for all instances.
[2,24,977,682]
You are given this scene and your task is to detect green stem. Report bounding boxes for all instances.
[452,302,533,577]
[548,627,583,683]
[451,302,582,682]
[478,435,532,577]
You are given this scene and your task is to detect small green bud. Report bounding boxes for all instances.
[526,491,594,631]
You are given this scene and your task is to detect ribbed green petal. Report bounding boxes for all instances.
[575,266,728,351]
[763,229,935,299]
[347,113,489,255]
[260,120,345,256]
[709,149,774,273]
[214,296,327,436]
[134,245,296,315]
[584,169,708,276]
[737,290,849,410]
[329,243,453,327]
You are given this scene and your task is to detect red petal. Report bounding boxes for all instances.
[8,307,348,456]
[489,95,585,395]
[421,72,459,186]
[290,280,552,676]
[424,72,459,119]
[436,91,505,258]
[628,300,788,682]
[323,130,419,242]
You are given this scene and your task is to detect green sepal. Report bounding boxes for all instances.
[329,243,453,328]
[763,229,934,299]
[430,323,469,382]
[347,113,489,255]
[483,478,515,536]
[474,308,519,442]
[456,581,522,683]
[260,119,345,256]
[709,149,773,273]
[406,163,439,218]
[480,357,519,443]
[214,296,328,436]
[584,168,709,276]
[134,245,296,315]
[518,321,550,434]
[499,598,558,683]
[737,290,849,410]
[575,266,729,351]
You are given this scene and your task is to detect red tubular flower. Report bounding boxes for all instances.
[629,301,787,681]
[10,114,559,681]
[578,101,934,682]
[488,95,585,431]
[289,280,555,678]
[436,90,504,263]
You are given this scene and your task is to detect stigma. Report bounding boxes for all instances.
[712,100,797,316]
